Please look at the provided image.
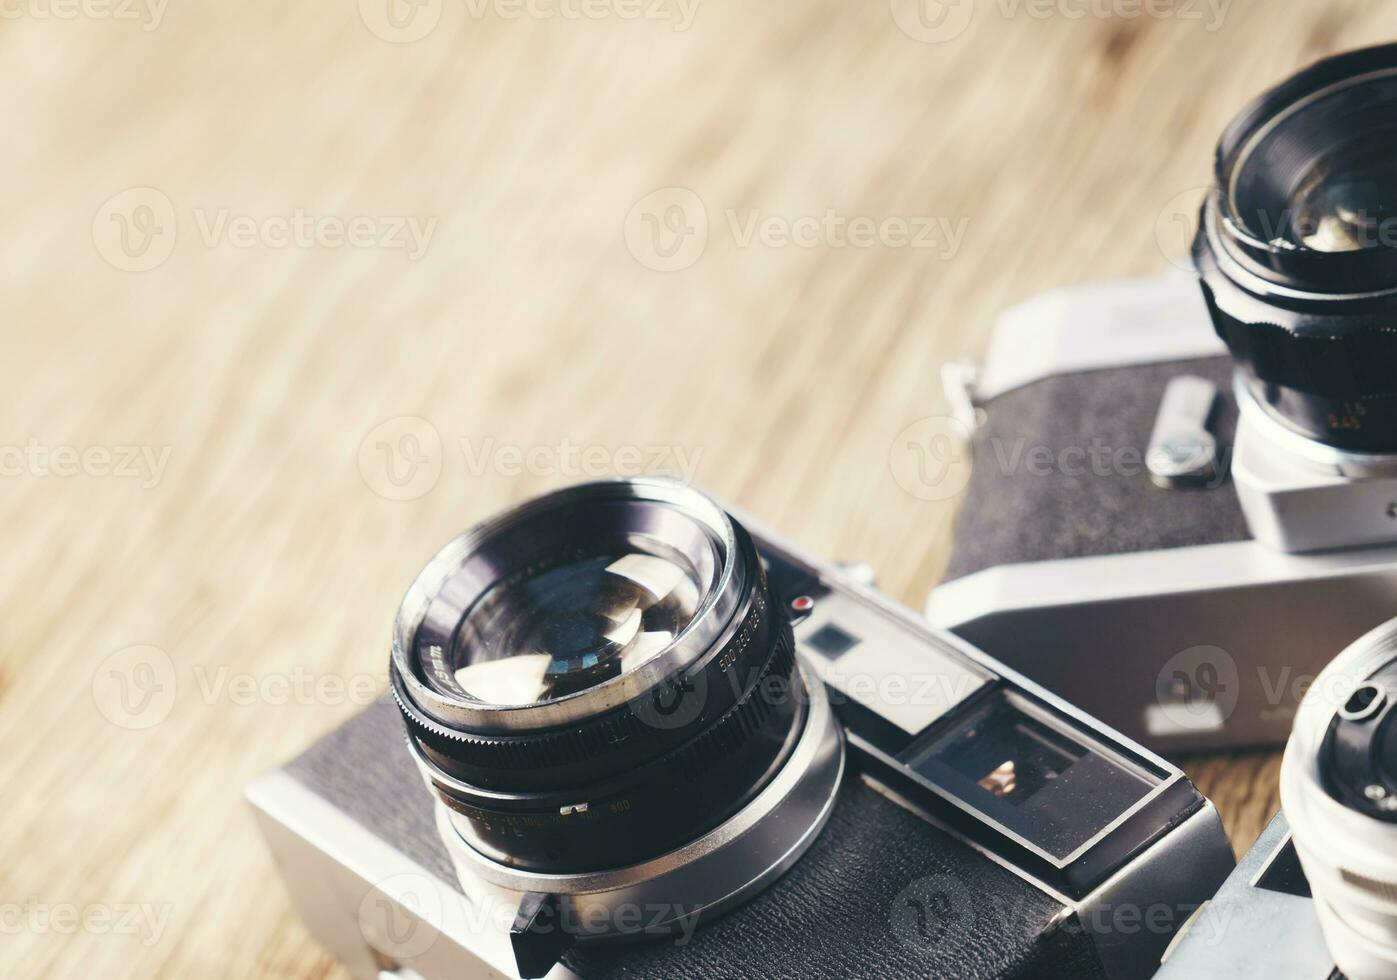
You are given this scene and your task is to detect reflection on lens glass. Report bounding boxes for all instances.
[1291,147,1397,252]
[452,551,702,706]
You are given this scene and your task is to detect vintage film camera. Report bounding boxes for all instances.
[1159,618,1397,979]
[929,44,1397,752]
[249,479,1233,979]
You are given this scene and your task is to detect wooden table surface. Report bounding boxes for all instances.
[5,2,1394,976]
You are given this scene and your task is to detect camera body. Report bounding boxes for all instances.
[249,501,1233,980]
[927,272,1397,752]
[1154,811,1335,978]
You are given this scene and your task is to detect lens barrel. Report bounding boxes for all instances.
[391,480,806,874]
[1281,618,1397,980]
[1194,43,1397,452]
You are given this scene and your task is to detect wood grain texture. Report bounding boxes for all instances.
[2,1,1393,976]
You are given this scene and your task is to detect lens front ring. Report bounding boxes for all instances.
[392,479,745,735]
[1209,44,1397,293]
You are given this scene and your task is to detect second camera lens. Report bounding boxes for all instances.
[1195,44,1397,453]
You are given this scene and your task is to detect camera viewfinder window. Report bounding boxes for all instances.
[804,623,860,660]
[902,689,1162,859]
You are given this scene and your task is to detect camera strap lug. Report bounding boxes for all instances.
[509,892,573,979]
[941,359,987,438]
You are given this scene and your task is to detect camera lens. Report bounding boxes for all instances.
[390,479,809,874]
[1194,44,1397,452]
[1281,619,1397,980]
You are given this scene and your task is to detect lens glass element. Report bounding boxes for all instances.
[452,550,703,706]
[1230,69,1397,253]
[402,484,736,721]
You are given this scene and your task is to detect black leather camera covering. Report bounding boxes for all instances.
[566,773,1105,980]
[287,699,1107,980]
[944,355,1250,581]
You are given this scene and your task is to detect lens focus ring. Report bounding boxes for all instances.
[1198,281,1397,399]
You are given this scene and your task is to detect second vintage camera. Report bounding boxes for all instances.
[929,43,1397,752]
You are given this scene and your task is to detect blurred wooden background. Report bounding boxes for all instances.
[3,1,1395,976]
